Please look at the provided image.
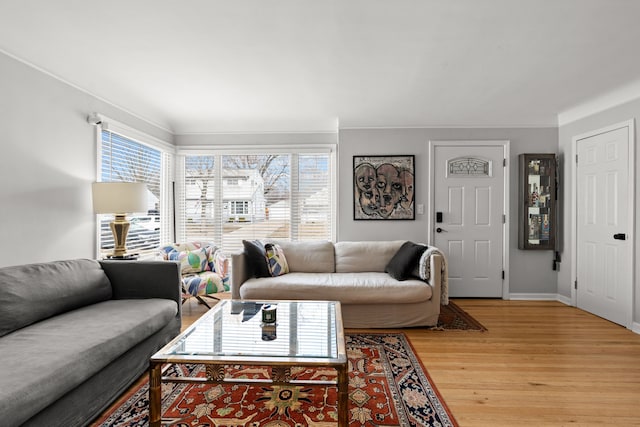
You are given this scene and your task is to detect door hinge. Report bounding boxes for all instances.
[503,214,506,224]
[502,270,505,280]
[574,280,577,290]
[575,154,578,164]
[503,158,507,167]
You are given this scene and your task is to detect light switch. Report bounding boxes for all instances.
[417,204,424,215]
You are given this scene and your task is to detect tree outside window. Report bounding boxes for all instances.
[181,153,332,253]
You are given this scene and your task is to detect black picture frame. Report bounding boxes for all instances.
[353,155,415,220]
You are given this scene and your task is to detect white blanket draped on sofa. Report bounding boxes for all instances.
[418,245,449,305]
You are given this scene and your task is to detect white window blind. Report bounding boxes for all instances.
[176,149,335,254]
[180,155,218,244]
[97,129,172,259]
[295,154,333,241]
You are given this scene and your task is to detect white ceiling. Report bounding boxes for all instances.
[1,0,640,134]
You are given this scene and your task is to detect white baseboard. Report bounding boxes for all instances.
[508,293,562,301]
[555,294,573,306]
[508,293,639,336]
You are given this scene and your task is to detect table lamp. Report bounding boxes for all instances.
[92,182,148,258]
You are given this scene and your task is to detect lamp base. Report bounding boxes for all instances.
[105,254,139,261]
[110,214,131,258]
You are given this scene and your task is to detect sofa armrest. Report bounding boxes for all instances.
[427,253,443,305]
[230,252,249,299]
[412,249,445,304]
[99,260,182,317]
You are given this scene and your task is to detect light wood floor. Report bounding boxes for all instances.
[403,299,640,426]
[104,298,640,426]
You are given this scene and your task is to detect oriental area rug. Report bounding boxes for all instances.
[93,333,458,427]
[435,300,487,331]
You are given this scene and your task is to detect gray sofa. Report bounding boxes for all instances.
[231,240,448,328]
[0,259,182,427]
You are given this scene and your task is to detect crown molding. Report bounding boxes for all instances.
[174,130,338,136]
[0,48,174,135]
[339,123,557,130]
[558,79,640,126]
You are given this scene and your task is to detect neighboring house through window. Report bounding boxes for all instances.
[176,150,335,253]
[95,123,335,256]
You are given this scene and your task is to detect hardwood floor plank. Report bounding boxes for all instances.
[97,298,640,426]
[406,299,640,426]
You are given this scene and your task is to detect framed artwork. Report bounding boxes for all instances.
[353,155,415,220]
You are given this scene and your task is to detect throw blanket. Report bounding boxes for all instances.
[417,246,449,305]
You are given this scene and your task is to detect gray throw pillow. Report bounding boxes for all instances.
[385,241,427,281]
[242,240,271,278]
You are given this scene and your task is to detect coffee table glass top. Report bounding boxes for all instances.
[160,300,340,360]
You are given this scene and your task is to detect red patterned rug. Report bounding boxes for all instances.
[93,333,457,426]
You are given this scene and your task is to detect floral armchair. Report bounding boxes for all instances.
[158,241,229,308]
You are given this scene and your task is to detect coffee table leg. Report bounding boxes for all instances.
[149,362,162,427]
[337,364,349,426]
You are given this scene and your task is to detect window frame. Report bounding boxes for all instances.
[94,117,175,259]
[175,145,337,252]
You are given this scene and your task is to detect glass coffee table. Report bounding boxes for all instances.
[149,300,347,426]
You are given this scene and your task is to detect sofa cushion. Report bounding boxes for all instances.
[242,240,271,278]
[159,242,218,272]
[265,243,289,276]
[183,271,228,296]
[0,259,112,337]
[0,298,177,427]
[334,240,405,273]
[271,240,335,273]
[168,247,211,274]
[239,272,432,304]
[212,247,229,279]
[385,241,428,280]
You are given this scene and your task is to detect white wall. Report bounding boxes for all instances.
[558,98,640,324]
[0,50,567,297]
[0,52,172,267]
[338,127,559,295]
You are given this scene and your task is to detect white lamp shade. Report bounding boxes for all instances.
[92,182,148,214]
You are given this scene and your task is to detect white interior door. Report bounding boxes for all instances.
[575,124,633,327]
[432,143,506,297]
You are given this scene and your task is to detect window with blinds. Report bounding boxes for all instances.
[97,129,171,259]
[176,150,334,253]
[182,155,216,242]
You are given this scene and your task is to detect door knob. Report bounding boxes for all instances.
[613,233,626,240]
[436,227,447,233]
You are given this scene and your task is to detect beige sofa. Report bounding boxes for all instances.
[231,240,447,328]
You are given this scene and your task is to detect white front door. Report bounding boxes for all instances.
[431,142,507,297]
[575,123,633,327]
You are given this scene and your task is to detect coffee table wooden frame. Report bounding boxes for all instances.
[149,300,348,426]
